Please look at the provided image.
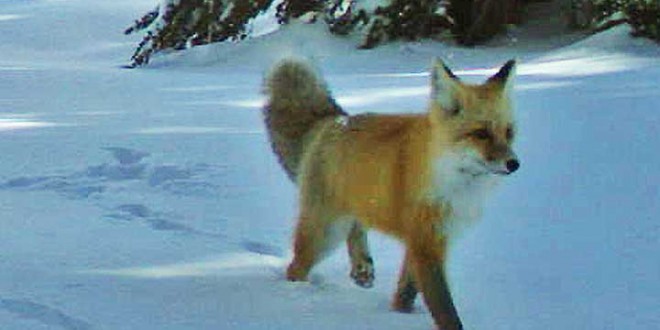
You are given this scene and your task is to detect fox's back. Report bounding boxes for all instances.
[300,113,434,236]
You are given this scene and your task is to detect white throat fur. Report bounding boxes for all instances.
[430,149,500,239]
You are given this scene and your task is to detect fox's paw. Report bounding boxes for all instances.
[286,262,309,282]
[350,257,375,288]
[391,300,416,314]
[391,289,417,314]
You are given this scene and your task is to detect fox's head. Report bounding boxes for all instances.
[429,59,519,176]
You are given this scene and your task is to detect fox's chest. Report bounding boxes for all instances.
[429,151,499,239]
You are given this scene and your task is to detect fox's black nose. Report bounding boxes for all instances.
[506,159,520,173]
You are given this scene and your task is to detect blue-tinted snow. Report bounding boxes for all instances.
[0,1,657,329]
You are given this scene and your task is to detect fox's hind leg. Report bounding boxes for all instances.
[286,207,353,282]
[347,222,375,288]
[286,209,324,282]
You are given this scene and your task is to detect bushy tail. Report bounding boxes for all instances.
[263,60,346,181]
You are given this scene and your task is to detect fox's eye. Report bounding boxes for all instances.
[445,103,461,117]
[506,127,515,140]
[471,128,491,140]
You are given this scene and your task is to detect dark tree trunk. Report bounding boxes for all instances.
[448,0,475,44]
[456,0,522,46]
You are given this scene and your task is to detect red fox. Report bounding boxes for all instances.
[263,58,518,330]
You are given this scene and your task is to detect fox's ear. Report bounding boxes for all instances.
[487,59,516,93]
[431,58,460,116]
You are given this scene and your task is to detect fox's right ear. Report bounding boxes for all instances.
[431,58,460,116]
[487,59,516,94]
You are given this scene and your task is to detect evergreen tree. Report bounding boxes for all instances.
[125,0,533,67]
[357,0,454,49]
[125,0,274,67]
[566,0,659,41]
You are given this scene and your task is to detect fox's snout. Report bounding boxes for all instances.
[478,148,519,176]
[491,149,520,175]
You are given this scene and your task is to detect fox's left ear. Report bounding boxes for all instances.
[431,58,461,116]
[487,59,516,94]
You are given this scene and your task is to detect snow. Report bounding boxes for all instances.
[1,0,659,329]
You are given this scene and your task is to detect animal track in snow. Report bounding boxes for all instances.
[241,240,283,257]
[0,147,230,237]
[0,147,226,199]
[0,297,93,330]
[105,203,221,236]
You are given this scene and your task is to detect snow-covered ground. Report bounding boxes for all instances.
[1,1,658,329]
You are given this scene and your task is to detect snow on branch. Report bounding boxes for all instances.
[126,1,570,67]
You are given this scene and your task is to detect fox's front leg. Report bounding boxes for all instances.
[347,222,375,288]
[408,243,463,330]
